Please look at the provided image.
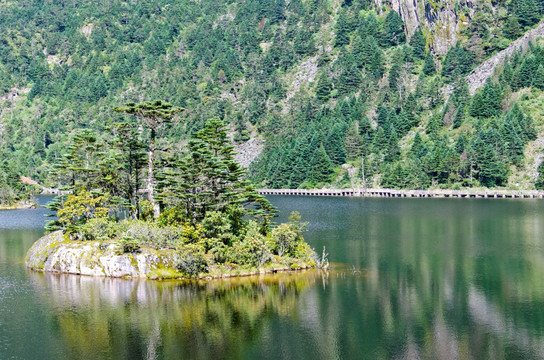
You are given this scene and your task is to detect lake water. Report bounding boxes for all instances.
[2,196,544,359]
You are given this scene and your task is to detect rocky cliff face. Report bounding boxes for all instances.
[379,0,476,54]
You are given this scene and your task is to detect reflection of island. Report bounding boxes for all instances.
[29,270,324,359]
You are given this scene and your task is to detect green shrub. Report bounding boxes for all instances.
[229,221,271,267]
[268,223,298,256]
[78,218,119,241]
[118,236,141,253]
[119,221,184,249]
[176,245,208,277]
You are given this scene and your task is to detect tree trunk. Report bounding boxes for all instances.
[147,129,160,218]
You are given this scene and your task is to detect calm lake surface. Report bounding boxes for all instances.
[2,196,544,359]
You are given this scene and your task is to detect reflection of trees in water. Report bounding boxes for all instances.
[29,271,322,360]
[333,206,544,360]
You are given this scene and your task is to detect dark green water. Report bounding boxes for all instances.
[2,196,544,359]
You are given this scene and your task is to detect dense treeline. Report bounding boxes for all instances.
[1,0,544,190]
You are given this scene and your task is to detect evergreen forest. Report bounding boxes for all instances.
[2,0,544,192]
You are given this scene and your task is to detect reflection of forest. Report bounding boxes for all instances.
[29,271,325,359]
[14,198,544,359]
[329,200,544,359]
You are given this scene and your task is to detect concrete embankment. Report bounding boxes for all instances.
[258,188,544,199]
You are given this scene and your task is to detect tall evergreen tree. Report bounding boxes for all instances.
[308,144,335,184]
[114,100,183,218]
[422,53,436,76]
[315,71,333,102]
[384,10,406,47]
[409,28,426,59]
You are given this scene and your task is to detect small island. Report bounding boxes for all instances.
[26,102,323,279]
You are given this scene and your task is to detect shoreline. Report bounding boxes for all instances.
[25,231,317,280]
[0,201,39,210]
[258,188,544,199]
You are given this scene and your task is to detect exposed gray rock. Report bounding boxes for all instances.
[234,137,264,168]
[382,0,476,55]
[466,20,544,94]
[25,231,181,279]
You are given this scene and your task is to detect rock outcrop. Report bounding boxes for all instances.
[465,20,544,94]
[381,0,476,55]
[25,231,183,279]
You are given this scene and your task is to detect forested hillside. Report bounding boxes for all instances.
[2,0,544,191]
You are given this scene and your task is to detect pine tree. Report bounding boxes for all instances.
[315,71,333,102]
[335,10,352,47]
[410,28,425,59]
[309,144,335,184]
[352,35,365,67]
[389,62,401,91]
[337,61,362,96]
[344,123,362,161]
[372,127,388,154]
[503,16,522,40]
[422,53,436,76]
[512,0,540,27]
[384,10,406,47]
[519,55,538,88]
[452,107,464,129]
[536,162,544,190]
[532,64,544,90]
[324,124,347,165]
[114,100,183,218]
[168,118,274,224]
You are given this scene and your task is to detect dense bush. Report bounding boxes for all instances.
[176,245,208,277]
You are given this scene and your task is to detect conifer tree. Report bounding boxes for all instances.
[114,100,183,218]
[165,118,274,224]
[309,144,335,184]
[533,64,544,90]
[324,124,347,165]
[337,59,362,96]
[519,55,538,88]
[335,10,352,47]
[422,53,436,76]
[503,16,522,40]
[512,0,540,27]
[315,71,333,102]
[389,62,401,92]
[410,28,425,59]
[452,107,464,129]
[344,123,362,161]
[536,162,544,190]
[384,10,406,46]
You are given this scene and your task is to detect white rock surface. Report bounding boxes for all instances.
[25,231,180,279]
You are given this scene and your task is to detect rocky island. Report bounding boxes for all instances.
[26,110,322,280]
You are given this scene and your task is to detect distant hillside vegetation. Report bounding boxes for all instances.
[2,0,544,190]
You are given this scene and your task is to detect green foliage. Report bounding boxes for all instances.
[410,28,426,59]
[2,0,544,200]
[176,246,208,278]
[536,162,544,190]
[422,53,436,76]
[229,221,271,267]
[384,10,406,47]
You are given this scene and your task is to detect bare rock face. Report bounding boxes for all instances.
[234,137,264,168]
[465,21,544,94]
[381,0,476,55]
[25,231,180,279]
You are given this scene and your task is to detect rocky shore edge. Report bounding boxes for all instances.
[0,200,38,210]
[25,231,315,280]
